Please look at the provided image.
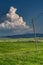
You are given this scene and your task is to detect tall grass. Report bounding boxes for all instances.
[0,38,43,65]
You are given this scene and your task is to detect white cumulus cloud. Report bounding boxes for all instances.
[0,6,32,35]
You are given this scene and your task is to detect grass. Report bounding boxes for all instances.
[0,38,43,65]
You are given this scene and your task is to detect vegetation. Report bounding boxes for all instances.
[0,38,43,65]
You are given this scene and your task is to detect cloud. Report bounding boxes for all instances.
[0,6,32,35]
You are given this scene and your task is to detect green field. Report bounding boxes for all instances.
[0,38,43,65]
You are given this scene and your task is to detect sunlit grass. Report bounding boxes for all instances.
[0,38,43,65]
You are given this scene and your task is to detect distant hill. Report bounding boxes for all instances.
[1,33,43,38]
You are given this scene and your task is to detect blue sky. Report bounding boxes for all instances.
[0,0,43,36]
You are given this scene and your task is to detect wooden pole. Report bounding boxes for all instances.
[32,18,38,51]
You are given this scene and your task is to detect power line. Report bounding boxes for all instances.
[31,12,43,51]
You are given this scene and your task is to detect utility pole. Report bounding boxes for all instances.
[32,18,38,51]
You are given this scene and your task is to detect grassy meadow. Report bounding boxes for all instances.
[0,38,43,65]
